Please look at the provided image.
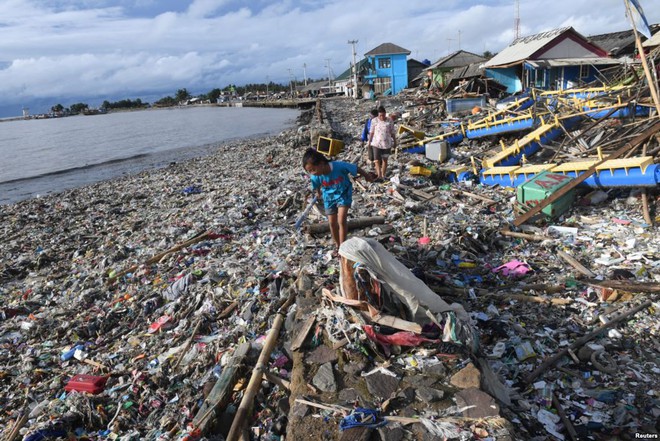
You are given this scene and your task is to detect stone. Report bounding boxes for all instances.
[454,387,500,418]
[365,372,400,399]
[338,388,361,403]
[415,386,445,403]
[312,362,337,393]
[343,360,366,375]
[396,386,415,401]
[306,345,338,365]
[290,401,309,419]
[426,362,447,378]
[377,425,406,441]
[450,362,481,389]
[339,426,372,441]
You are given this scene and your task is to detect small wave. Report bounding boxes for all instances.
[0,153,150,184]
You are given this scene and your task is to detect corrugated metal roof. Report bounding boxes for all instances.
[589,24,660,55]
[427,50,487,70]
[365,42,411,56]
[525,57,622,68]
[484,27,572,67]
[643,30,660,47]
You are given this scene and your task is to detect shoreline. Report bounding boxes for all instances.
[0,97,657,440]
[0,106,301,205]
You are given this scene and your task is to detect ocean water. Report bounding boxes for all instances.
[0,106,298,205]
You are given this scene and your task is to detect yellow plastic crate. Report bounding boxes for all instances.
[410,166,432,177]
[398,125,425,140]
[317,136,344,156]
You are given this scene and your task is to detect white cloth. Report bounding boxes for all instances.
[338,237,466,321]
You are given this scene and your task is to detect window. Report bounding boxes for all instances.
[378,57,391,69]
[579,64,589,78]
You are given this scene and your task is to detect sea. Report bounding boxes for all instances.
[0,106,298,205]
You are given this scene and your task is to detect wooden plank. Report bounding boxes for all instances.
[193,343,251,432]
[290,315,316,351]
[557,250,596,278]
[513,120,660,226]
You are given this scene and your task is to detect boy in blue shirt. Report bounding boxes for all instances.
[302,148,375,247]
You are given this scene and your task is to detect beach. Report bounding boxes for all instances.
[1,96,658,440]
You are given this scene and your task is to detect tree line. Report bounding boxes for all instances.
[50,79,324,114]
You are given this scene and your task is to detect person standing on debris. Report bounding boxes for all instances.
[360,108,379,169]
[303,148,376,248]
[367,105,397,181]
[421,70,439,92]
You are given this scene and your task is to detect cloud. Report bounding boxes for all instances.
[0,0,658,116]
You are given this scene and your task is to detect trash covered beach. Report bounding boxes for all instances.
[1,96,659,441]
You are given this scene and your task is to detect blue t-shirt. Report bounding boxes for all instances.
[361,118,373,142]
[310,161,358,208]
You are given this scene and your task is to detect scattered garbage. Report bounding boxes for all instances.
[0,95,657,441]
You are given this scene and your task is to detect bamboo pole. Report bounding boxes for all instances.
[625,0,660,115]
[226,294,297,441]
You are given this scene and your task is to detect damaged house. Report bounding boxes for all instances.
[363,42,411,96]
[484,26,620,93]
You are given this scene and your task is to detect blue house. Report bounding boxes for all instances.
[484,27,617,94]
[364,42,411,95]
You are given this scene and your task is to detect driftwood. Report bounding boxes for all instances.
[305,216,385,235]
[524,300,652,384]
[193,342,251,433]
[500,229,550,241]
[110,230,214,281]
[172,319,203,371]
[557,250,596,278]
[553,392,579,441]
[584,279,660,294]
[226,294,297,441]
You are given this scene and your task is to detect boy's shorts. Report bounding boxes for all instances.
[373,147,391,160]
[324,194,352,215]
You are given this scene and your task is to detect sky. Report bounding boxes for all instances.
[1,0,659,117]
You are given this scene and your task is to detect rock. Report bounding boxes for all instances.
[450,362,481,389]
[396,386,416,401]
[306,345,338,365]
[365,372,400,399]
[312,362,337,393]
[426,362,447,378]
[415,386,445,403]
[343,360,366,375]
[454,388,500,418]
[377,425,406,441]
[290,401,309,419]
[338,388,361,403]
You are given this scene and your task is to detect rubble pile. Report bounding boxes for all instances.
[0,96,658,441]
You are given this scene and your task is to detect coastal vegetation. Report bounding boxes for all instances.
[47,78,329,115]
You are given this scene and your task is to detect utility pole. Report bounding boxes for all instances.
[446,37,454,56]
[325,59,332,87]
[287,69,294,98]
[348,39,358,99]
[514,0,521,41]
[458,30,462,50]
[303,63,308,86]
[266,75,269,99]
